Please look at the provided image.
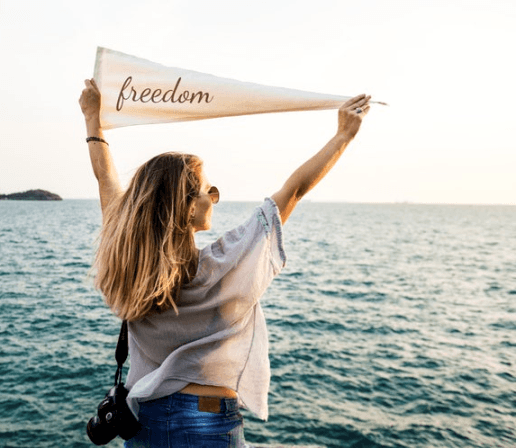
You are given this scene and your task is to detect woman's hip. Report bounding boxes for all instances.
[124,392,245,448]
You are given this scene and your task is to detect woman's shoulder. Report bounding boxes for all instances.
[188,198,282,285]
[213,198,280,252]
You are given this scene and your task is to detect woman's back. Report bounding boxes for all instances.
[126,198,286,421]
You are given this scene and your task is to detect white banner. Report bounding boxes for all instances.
[94,47,357,130]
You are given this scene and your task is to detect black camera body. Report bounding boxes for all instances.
[87,383,141,445]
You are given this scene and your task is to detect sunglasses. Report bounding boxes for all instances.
[208,186,220,204]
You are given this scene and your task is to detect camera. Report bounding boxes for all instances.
[87,383,141,445]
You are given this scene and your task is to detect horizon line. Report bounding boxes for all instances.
[57,198,516,207]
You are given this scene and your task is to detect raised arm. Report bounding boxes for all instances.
[271,94,371,224]
[79,78,123,216]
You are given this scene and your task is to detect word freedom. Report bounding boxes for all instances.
[116,76,214,111]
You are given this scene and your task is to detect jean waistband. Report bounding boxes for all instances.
[148,392,239,414]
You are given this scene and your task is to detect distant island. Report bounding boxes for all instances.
[0,189,62,201]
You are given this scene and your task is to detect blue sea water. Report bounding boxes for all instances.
[0,199,515,448]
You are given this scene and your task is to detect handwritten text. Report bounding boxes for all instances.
[116,76,214,111]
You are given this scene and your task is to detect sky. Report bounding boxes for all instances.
[0,0,515,204]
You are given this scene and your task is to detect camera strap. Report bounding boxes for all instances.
[114,320,129,386]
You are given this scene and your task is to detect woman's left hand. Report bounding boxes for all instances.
[79,78,102,121]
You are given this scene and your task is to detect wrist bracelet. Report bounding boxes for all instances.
[86,137,109,146]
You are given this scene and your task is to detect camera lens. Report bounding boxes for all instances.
[86,415,118,446]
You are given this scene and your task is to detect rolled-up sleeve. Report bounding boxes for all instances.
[258,198,287,275]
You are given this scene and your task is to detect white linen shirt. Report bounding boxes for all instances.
[125,198,286,420]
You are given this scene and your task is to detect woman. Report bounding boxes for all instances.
[80,78,370,448]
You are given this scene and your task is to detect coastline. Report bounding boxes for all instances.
[0,189,62,201]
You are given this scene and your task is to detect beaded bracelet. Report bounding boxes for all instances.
[86,137,109,146]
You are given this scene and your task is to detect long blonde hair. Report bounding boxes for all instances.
[95,152,203,321]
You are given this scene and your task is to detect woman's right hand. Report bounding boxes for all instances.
[272,93,372,224]
[336,94,371,141]
[79,78,102,122]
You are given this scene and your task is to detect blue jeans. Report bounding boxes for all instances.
[124,393,245,448]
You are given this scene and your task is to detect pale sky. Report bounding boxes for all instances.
[1,0,515,204]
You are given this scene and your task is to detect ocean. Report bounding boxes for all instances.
[0,199,515,448]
